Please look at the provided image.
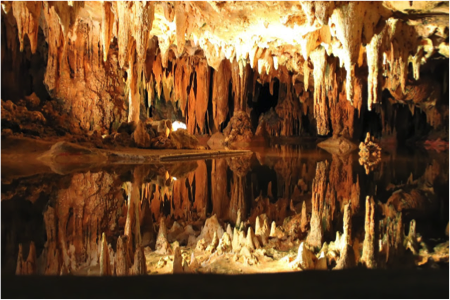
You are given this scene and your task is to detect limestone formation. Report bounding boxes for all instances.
[1,0,449,279]
[306,162,327,249]
[358,133,382,174]
[156,218,172,255]
[1,1,447,141]
[16,242,37,275]
[173,246,183,274]
[216,232,232,255]
[361,196,377,269]
[315,252,328,270]
[205,232,219,254]
[290,242,317,270]
[100,233,111,276]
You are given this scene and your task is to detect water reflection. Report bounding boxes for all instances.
[2,146,448,275]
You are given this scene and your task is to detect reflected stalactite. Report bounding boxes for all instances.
[361,196,378,269]
[4,147,449,275]
[211,158,230,220]
[306,161,328,249]
[227,155,252,224]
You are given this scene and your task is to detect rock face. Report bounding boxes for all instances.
[2,1,447,141]
[223,111,254,145]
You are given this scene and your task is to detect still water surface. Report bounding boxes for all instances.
[2,145,448,275]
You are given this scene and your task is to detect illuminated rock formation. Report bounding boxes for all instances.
[361,196,378,269]
[1,1,447,142]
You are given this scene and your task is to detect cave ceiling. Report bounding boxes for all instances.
[1,1,449,136]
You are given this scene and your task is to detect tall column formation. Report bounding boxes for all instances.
[361,196,377,269]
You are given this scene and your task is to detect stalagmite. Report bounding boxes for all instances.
[255,216,262,236]
[173,246,183,274]
[130,247,146,275]
[216,232,232,255]
[156,218,172,255]
[342,203,352,247]
[206,232,219,254]
[232,227,241,253]
[226,224,233,241]
[196,215,224,245]
[404,219,418,255]
[269,221,277,238]
[361,196,377,269]
[235,209,242,229]
[189,252,199,271]
[334,243,356,270]
[238,230,247,248]
[258,219,269,244]
[115,236,129,276]
[301,202,308,232]
[100,233,111,276]
[246,227,256,251]
[290,242,317,270]
[315,252,328,270]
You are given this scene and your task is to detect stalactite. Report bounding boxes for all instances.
[42,206,60,275]
[366,28,386,111]
[187,84,196,134]
[117,1,131,69]
[310,46,329,135]
[229,175,247,226]
[132,1,154,76]
[212,59,232,130]
[12,1,41,54]
[101,1,114,62]
[195,58,210,133]
[175,2,187,55]
[153,53,163,99]
[127,43,140,124]
[211,158,229,219]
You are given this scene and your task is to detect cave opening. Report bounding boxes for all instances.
[249,79,280,131]
[1,21,50,103]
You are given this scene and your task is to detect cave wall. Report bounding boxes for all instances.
[1,1,448,140]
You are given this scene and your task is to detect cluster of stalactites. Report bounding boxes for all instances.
[4,1,448,135]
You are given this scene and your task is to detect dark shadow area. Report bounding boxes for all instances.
[249,80,280,131]
[1,19,50,103]
[2,269,448,298]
